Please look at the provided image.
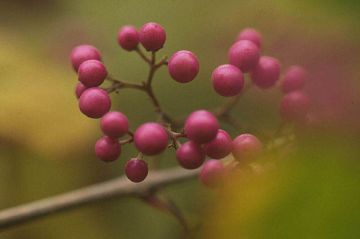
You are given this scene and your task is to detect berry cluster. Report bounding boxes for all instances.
[70,23,310,186]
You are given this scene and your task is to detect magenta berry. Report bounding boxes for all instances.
[117,25,139,51]
[251,56,281,89]
[95,136,121,162]
[232,133,262,161]
[281,65,306,93]
[211,64,244,97]
[134,122,168,155]
[204,129,232,159]
[236,28,262,48]
[79,88,111,118]
[125,158,148,183]
[199,160,225,187]
[228,40,260,72]
[78,60,107,87]
[139,22,166,51]
[75,82,87,99]
[168,50,199,83]
[100,111,129,138]
[280,90,310,122]
[176,141,205,169]
[184,110,219,144]
[70,45,101,71]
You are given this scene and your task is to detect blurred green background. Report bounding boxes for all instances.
[0,0,359,238]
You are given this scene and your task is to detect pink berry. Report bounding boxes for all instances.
[232,133,262,161]
[199,160,225,187]
[281,65,306,93]
[134,122,168,155]
[125,158,148,183]
[168,50,199,83]
[95,136,121,162]
[117,25,139,51]
[280,90,310,122]
[78,60,107,87]
[75,82,87,99]
[204,129,232,159]
[184,110,219,144]
[251,56,281,89]
[176,141,205,169]
[236,28,262,48]
[79,88,111,118]
[139,22,166,51]
[228,40,260,72]
[100,111,129,138]
[70,45,101,71]
[211,64,244,97]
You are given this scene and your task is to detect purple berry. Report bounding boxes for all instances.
[95,136,121,162]
[281,65,306,93]
[280,90,310,122]
[228,40,260,72]
[78,60,107,87]
[232,133,262,161]
[168,50,199,83]
[125,158,148,183]
[100,111,129,138]
[184,110,219,144]
[70,45,101,71]
[134,122,168,155]
[75,82,87,99]
[139,22,166,51]
[176,141,205,169]
[251,56,281,89]
[211,64,244,97]
[204,129,232,159]
[199,160,224,187]
[236,28,262,48]
[117,25,139,51]
[79,88,111,118]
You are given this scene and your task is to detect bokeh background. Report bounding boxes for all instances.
[0,0,359,238]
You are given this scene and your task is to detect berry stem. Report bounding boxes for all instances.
[135,47,152,64]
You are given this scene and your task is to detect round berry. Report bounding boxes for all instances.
[232,133,262,161]
[280,90,310,122]
[75,82,87,99]
[176,141,205,169]
[100,111,129,138]
[199,160,225,187]
[125,158,148,183]
[79,88,111,118]
[184,110,219,144]
[211,64,244,97]
[78,60,107,87]
[168,50,199,83]
[228,40,260,72]
[95,136,121,162]
[70,45,101,71]
[139,22,166,51]
[117,25,139,51]
[204,129,232,159]
[236,28,262,48]
[281,65,306,93]
[251,56,281,89]
[134,122,168,155]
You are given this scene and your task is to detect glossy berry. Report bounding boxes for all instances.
[117,25,139,51]
[184,110,219,144]
[199,160,225,187]
[281,65,306,93]
[236,28,262,48]
[79,88,111,118]
[100,111,129,138]
[78,60,107,87]
[176,141,205,169]
[95,136,121,162]
[204,129,232,159]
[232,133,262,161]
[75,82,87,99]
[134,122,168,155]
[280,90,310,122]
[139,22,166,51]
[251,56,281,89]
[70,45,101,71]
[168,50,199,83]
[125,158,148,183]
[228,40,260,72]
[211,64,244,97]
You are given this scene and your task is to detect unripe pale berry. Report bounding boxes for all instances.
[134,122,168,155]
[139,22,166,51]
[78,60,107,87]
[251,56,281,89]
[168,50,199,83]
[176,141,205,169]
[199,160,225,187]
[204,129,232,159]
[184,110,219,144]
[75,82,87,99]
[281,65,306,93]
[117,25,139,51]
[125,158,148,183]
[232,133,262,161]
[228,40,260,72]
[280,90,310,122]
[70,45,101,71]
[95,136,121,162]
[211,64,244,97]
[79,88,111,118]
[100,111,129,138]
[236,28,262,48]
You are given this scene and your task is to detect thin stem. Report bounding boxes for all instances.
[135,47,151,64]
